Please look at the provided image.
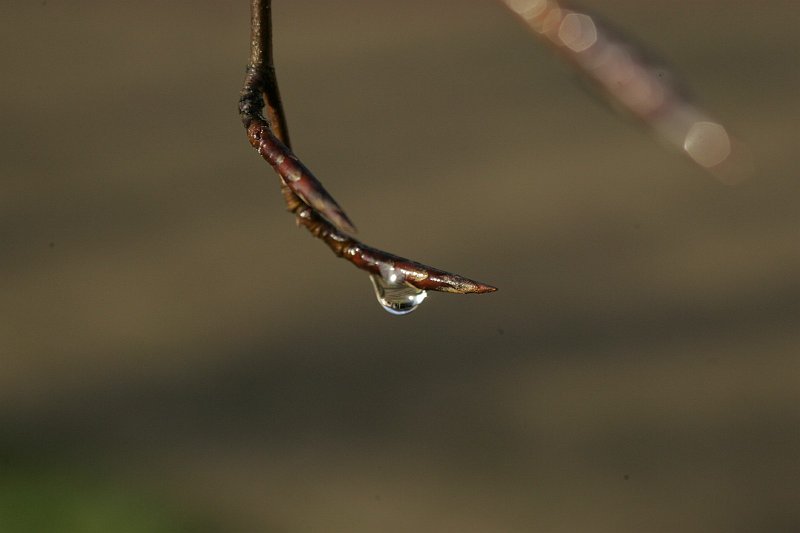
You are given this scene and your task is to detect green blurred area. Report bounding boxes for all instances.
[1,1,799,532]
[0,460,210,533]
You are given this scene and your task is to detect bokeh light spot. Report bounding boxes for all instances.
[558,13,597,52]
[504,0,548,20]
[684,121,732,168]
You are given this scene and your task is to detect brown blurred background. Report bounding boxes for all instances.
[2,1,799,531]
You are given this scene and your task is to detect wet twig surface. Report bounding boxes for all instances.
[239,0,497,297]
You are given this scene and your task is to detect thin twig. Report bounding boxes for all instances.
[239,0,496,294]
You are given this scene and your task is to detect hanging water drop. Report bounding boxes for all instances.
[369,265,427,315]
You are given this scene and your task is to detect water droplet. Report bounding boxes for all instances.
[369,266,427,316]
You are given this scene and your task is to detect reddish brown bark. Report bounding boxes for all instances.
[239,0,496,295]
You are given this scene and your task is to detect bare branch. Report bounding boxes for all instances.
[239,0,496,295]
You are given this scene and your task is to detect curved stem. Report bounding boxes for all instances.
[239,0,496,294]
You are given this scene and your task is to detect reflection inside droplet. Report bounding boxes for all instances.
[370,266,428,316]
